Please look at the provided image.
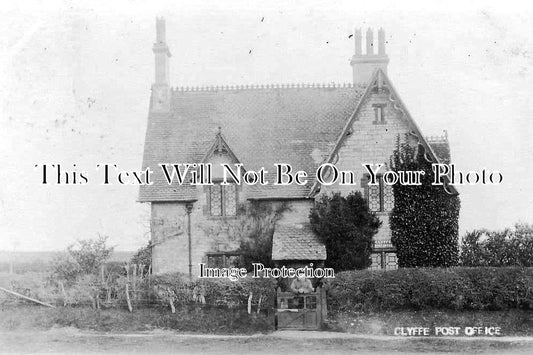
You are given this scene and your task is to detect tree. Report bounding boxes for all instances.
[131,242,152,270]
[309,191,381,271]
[52,235,114,283]
[513,223,533,265]
[460,229,490,266]
[460,223,533,266]
[236,201,288,271]
[67,235,113,274]
[389,136,460,267]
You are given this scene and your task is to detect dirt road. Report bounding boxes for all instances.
[1,328,533,354]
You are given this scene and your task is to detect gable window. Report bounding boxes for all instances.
[364,175,394,212]
[372,104,387,124]
[209,182,237,216]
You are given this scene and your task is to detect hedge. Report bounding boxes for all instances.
[146,273,277,309]
[326,267,533,312]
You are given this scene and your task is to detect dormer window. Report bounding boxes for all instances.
[209,182,237,217]
[202,128,241,217]
[373,104,387,124]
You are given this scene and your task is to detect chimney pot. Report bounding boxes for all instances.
[378,28,386,55]
[354,28,362,56]
[151,17,172,112]
[350,26,389,85]
[156,17,166,44]
[153,17,171,86]
[366,28,374,55]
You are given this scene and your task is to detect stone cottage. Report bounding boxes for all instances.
[139,18,454,276]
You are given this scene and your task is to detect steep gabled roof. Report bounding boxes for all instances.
[139,84,367,202]
[200,128,242,165]
[307,69,458,196]
[139,70,457,202]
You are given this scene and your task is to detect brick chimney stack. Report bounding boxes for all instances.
[153,17,171,85]
[151,17,171,112]
[350,27,389,85]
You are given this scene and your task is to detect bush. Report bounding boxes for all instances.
[326,267,533,312]
[130,244,152,274]
[310,192,381,271]
[52,235,113,285]
[461,224,533,266]
[146,273,277,310]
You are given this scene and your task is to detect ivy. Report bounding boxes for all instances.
[389,135,460,267]
[236,201,290,271]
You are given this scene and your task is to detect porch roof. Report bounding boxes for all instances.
[272,223,326,261]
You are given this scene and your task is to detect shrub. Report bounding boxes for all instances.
[461,224,533,266]
[326,267,533,312]
[130,244,152,274]
[52,235,113,285]
[146,273,277,310]
[310,192,381,271]
[47,236,117,307]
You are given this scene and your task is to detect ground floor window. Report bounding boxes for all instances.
[370,251,397,270]
[206,252,241,268]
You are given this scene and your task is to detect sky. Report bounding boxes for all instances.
[1,0,532,251]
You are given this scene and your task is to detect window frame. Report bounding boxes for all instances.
[208,180,238,217]
[206,252,242,268]
[364,174,394,213]
[370,250,398,270]
[372,103,388,124]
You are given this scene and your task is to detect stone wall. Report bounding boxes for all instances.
[320,89,413,246]
[151,195,314,275]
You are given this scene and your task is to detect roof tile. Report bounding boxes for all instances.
[139,85,366,201]
[272,223,326,260]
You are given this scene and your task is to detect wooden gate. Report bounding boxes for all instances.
[276,287,326,330]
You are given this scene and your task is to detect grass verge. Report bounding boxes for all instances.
[0,305,274,334]
[327,309,533,336]
[2,305,532,337]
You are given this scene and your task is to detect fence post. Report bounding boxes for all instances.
[59,280,67,306]
[257,295,262,314]
[169,297,176,313]
[125,283,133,313]
[247,292,253,314]
[0,286,56,308]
